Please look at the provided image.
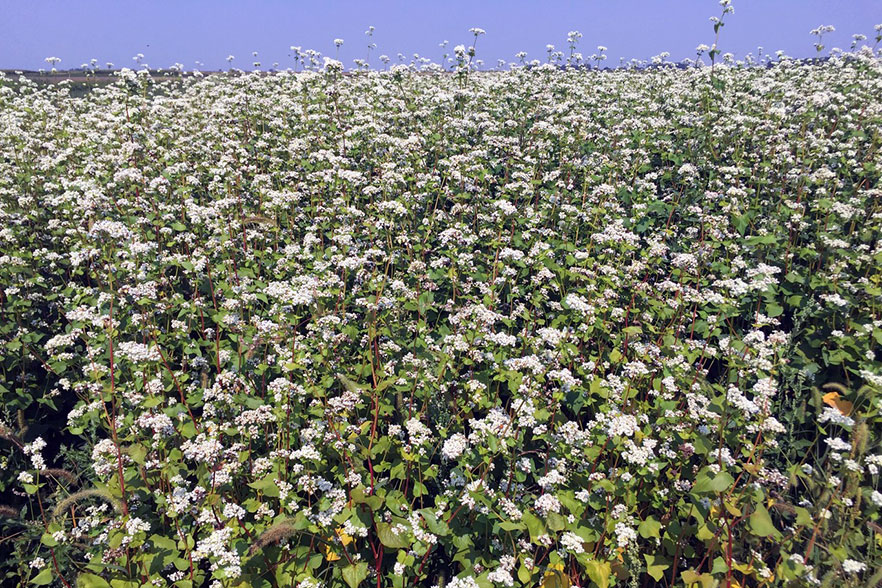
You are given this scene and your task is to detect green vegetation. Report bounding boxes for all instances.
[1,43,881,588]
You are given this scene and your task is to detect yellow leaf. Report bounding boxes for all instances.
[723,499,742,517]
[822,391,853,415]
[348,421,371,441]
[680,570,713,588]
[337,527,354,546]
[733,562,754,575]
[743,463,761,476]
[323,543,340,562]
[323,527,353,561]
[541,563,570,588]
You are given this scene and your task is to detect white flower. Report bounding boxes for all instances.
[614,521,637,548]
[23,437,47,470]
[115,341,161,363]
[841,559,866,574]
[818,407,855,427]
[565,293,593,313]
[405,418,433,447]
[91,438,123,477]
[441,433,469,460]
[824,437,852,452]
[606,413,640,438]
[560,531,585,554]
[487,568,513,587]
[324,58,343,72]
[534,493,561,516]
[447,577,480,588]
[125,517,150,535]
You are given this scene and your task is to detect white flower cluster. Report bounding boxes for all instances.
[447,576,480,588]
[560,531,585,554]
[441,433,469,460]
[605,413,640,438]
[115,341,161,363]
[23,437,47,470]
[192,527,241,579]
[534,493,561,516]
[405,418,433,449]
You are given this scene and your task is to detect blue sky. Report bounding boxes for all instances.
[2,0,880,70]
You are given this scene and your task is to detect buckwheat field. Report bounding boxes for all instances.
[2,36,882,588]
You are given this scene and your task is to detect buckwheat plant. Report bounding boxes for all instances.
[709,0,735,79]
[811,25,836,56]
[1,26,882,588]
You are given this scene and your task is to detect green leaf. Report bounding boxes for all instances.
[75,574,111,588]
[40,531,58,547]
[30,569,55,586]
[151,534,178,551]
[794,506,813,527]
[746,234,777,245]
[518,564,534,584]
[247,474,280,498]
[337,374,365,394]
[711,556,729,575]
[696,523,715,541]
[350,486,382,510]
[179,421,197,439]
[522,510,546,543]
[589,376,608,399]
[126,443,147,465]
[643,555,668,582]
[749,503,782,539]
[108,530,125,549]
[546,512,566,532]
[474,572,494,588]
[580,559,610,588]
[377,522,410,549]
[342,562,369,588]
[506,371,523,394]
[692,469,734,494]
[638,516,661,539]
[418,509,449,537]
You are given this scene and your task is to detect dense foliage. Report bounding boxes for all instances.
[1,49,882,588]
